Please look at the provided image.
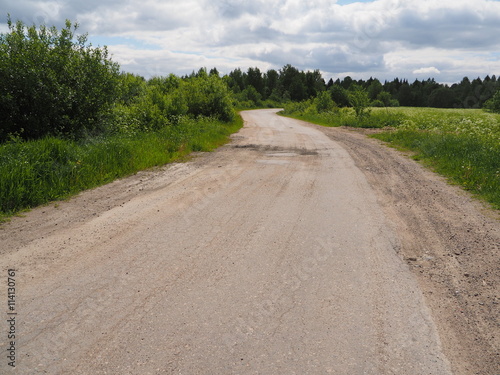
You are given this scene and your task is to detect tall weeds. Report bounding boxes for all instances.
[0,116,242,217]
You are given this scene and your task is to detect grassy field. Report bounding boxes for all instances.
[280,102,405,128]
[282,106,500,209]
[371,107,500,209]
[0,115,243,220]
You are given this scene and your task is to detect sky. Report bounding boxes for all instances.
[1,0,500,83]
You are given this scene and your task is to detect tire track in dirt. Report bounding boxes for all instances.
[309,123,500,375]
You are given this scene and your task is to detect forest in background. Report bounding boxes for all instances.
[222,64,500,111]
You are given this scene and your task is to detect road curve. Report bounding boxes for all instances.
[1,109,453,374]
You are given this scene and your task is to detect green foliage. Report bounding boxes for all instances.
[117,73,146,105]
[0,18,120,141]
[236,85,262,107]
[0,115,243,216]
[182,74,235,122]
[367,79,383,100]
[348,85,371,120]
[484,90,500,113]
[427,86,459,108]
[373,130,500,209]
[377,91,392,108]
[111,73,234,133]
[370,107,500,208]
[390,99,400,107]
[314,91,336,113]
[371,100,384,107]
[329,85,350,107]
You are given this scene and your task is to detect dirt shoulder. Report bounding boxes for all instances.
[309,123,499,375]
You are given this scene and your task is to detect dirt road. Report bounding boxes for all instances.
[0,109,498,374]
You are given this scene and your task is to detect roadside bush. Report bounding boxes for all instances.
[484,90,500,113]
[348,85,371,121]
[182,75,235,122]
[282,100,313,115]
[0,18,120,141]
[117,73,146,105]
[236,86,263,107]
[314,91,336,113]
[111,73,235,134]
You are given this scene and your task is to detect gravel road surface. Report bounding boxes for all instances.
[1,109,498,374]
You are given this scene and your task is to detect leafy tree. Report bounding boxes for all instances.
[428,87,459,108]
[227,68,245,93]
[377,91,392,112]
[377,91,391,106]
[148,74,182,95]
[246,67,264,97]
[314,91,335,113]
[289,75,307,101]
[0,17,120,140]
[340,76,354,90]
[194,67,208,78]
[348,85,371,120]
[367,79,383,100]
[182,74,234,121]
[239,85,262,105]
[329,85,349,107]
[305,69,326,98]
[264,69,279,99]
[484,90,500,113]
[398,83,413,106]
[118,73,146,105]
[279,64,302,100]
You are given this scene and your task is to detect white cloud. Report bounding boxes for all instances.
[1,0,500,82]
[413,67,441,75]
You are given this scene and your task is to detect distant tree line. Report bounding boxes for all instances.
[222,64,326,104]
[218,64,500,110]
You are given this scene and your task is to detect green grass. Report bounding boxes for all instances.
[283,105,500,209]
[369,107,500,209]
[374,130,500,209]
[280,105,406,128]
[0,115,243,220]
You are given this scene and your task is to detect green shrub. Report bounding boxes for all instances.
[314,91,336,113]
[348,85,371,121]
[182,75,235,121]
[484,90,500,113]
[0,18,120,141]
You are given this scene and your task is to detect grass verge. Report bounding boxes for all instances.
[372,130,500,209]
[0,115,243,221]
[279,107,405,128]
